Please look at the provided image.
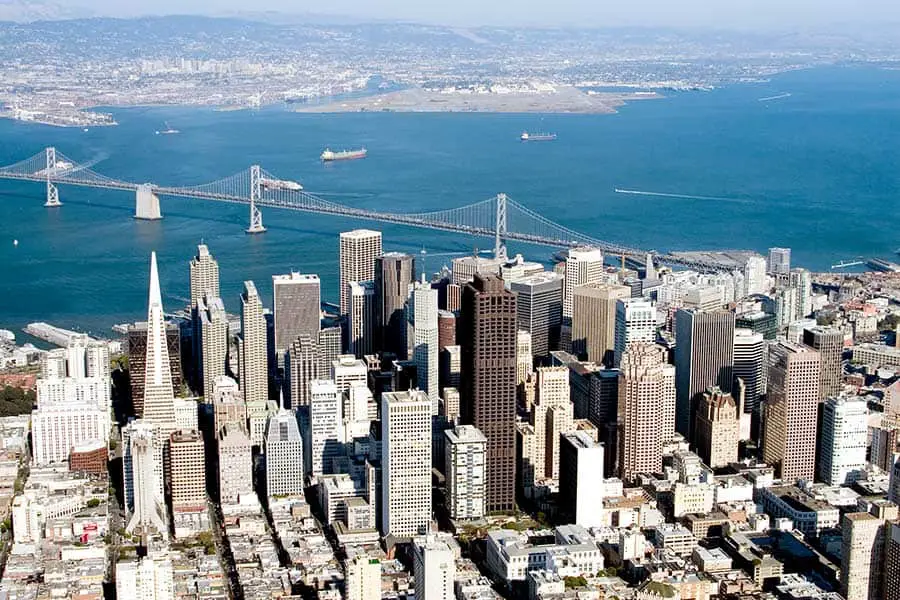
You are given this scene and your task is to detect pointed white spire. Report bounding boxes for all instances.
[142,252,176,430]
[148,251,162,310]
[279,385,285,411]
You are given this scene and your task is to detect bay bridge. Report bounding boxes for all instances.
[0,146,732,271]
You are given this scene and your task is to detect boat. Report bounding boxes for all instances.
[260,177,303,191]
[155,122,180,135]
[520,131,557,142]
[321,148,367,162]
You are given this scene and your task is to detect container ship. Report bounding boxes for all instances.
[321,148,367,162]
[520,132,557,142]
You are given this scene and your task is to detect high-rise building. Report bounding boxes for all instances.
[736,311,778,341]
[197,295,229,401]
[440,345,461,392]
[618,344,676,482]
[841,513,887,600]
[762,341,821,482]
[381,390,432,537]
[559,430,605,528]
[339,229,383,317]
[562,247,605,350]
[613,298,655,367]
[272,272,321,359]
[413,537,456,600]
[733,328,766,422]
[563,247,605,323]
[459,274,518,513]
[265,403,305,497]
[128,321,183,415]
[767,247,791,275]
[886,521,900,600]
[286,334,323,410]
[375,252,415,359]
[451,254,503,285]
[189,244,220,308]
[444,425,487,521]
[819,396,868,486]
[744,256,768,296]
[531,366,573,481]
[218,424,252,504]
[168,429,207,532]
[319,326,342,372]
[802,326,843,400]
[240,281,268,406]
[408,279,440,403]
[141,253,179,438]
[789,268,813,318]
[331,355,367,396]
[572,282,631,366]
[510,272,563,359]
[124,421,168,534]
[345,554,381,600]
[516,331,533,386]
[438,311,456,350]
[347,280,375,358]
[308,379,343,478]
[674,309,735,441]
[693,387,740,469]
[116,554,174,600]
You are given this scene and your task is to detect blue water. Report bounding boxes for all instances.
[1,66,899,336]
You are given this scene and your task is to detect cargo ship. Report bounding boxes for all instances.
[260,177,303,191]
[520,131,556,141]
[321,148,367,162]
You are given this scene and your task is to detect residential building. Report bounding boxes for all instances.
[614,298,655,367]
[444,425,487,521]
[308,379,343,478]
[819,396,868,485]
[197,295,229,401]
[408,279,440,403]
[768,247,791,275]
[265,405,304,497]
[189,244,219,308]
[218,424,252,504]
[694,387,740,469]
[345,554,381,600]
[413,536,456,600]
[240,280,268,406]
[559,431,604,528]
[841,512,886,600]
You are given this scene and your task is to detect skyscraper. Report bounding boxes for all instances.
[559,430,605,528]
[307,379,343,478]
[789,268,813,318]
[733,328,767,423]
[819,396,868,486]
[444,424,487,521]
[459,274,518,513]
[189,244,220,308]
[509,272,563,359]
[841,513,887,600]
[572,282,631,366]
[381,390,432,538]
[516,331,533,386]
[762,341,821,482]
[168,429,207,536]
[265,399,305,497]
[802,326,844,400]
[613,298,656,367]
[531,366,572,481]
[674,308,735,441]
[408,279,440,403]
[743,256,768,296]
[347,280,375,358]
[886,522,900,600]
[124,421,168,535]
[339,229,382,317]
[375,252,415,359]
[197,295,229,401]
[618,343,675,482]
[240,281,268,406]
[437,310,456,350]
[217,424,252,504]
[272,272,321,360]
[128,321,183,415]
[767,247,791,275]
[562,247,605,350]
[142,253,178,436]
[693,387,740,469]
[287,335,324,410]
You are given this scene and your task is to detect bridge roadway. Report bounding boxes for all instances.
[0,161,735,271]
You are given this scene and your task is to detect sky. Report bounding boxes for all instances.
[59,0,900,29]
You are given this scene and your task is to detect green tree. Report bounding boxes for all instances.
[86,499,101,508]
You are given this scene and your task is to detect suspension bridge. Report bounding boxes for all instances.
[0,147,731,270]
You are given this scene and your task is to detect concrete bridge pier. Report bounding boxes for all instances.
[134,184,161,220]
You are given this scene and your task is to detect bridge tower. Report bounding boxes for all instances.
[44,147,61,207]
[494,193,508,260]
[246,165,266,234]
[134,184,162,220]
